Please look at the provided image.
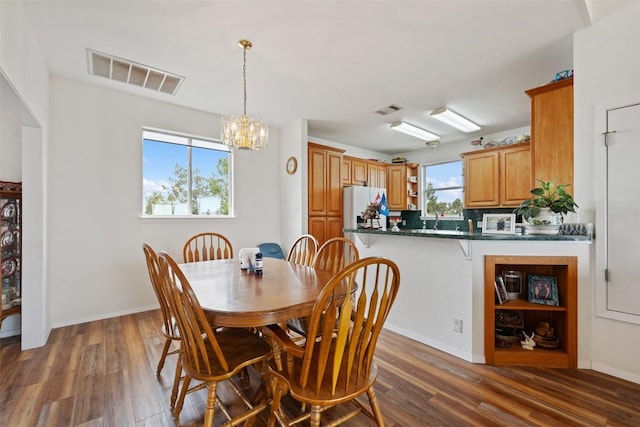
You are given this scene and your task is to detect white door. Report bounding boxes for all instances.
[606,103,640,316]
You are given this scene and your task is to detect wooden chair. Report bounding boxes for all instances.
[157,251,272,426]
[265,257,400,427]
[287,237,360,336]
[183,232,233,263]
[142,243,182,409]
[286,234,318,266]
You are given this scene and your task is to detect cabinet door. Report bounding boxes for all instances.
[326,152,343,217]
[367,163,378,188]
[500,145,531,206]
[464,151,499,207]
[351,160,367,186]
[308,147,327,216]
[377,165,387,190]
[387,165,407,210]
[308,217,327,245]
[342,158,352,185]
[527,78,573,191]
[325,217,344,243]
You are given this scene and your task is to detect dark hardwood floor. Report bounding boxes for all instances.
[1,310,639,426]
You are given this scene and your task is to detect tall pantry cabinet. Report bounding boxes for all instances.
[526,77,574,191]
[308,143,344,245]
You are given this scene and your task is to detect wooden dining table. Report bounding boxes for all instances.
[178,257,338,328]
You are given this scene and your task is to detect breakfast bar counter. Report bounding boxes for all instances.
[342,227,592,369]
[343,227,592,242]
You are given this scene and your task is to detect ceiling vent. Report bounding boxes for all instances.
[87,49,184,95]
[374,104,403,115]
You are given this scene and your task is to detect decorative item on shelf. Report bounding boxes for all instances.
[513,179,578,235]
[521,331,536,351]
[220,39,268,151]
[527,275,559,306]
[502,270,525,300]
[391,157,407,164]
[553,69,573,82]
[494,275,508,305]
[470,136,483,148]
[533,321,560,348]
[495,310,524,348]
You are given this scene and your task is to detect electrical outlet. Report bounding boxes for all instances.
[453,318,463,333]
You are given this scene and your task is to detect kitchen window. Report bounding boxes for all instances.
[420,160,464,219]
[142,129,233,217]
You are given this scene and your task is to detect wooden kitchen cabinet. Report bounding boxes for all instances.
[350,157,368,186]
[308,143,344,245]
[461,142,531,208]
[526,77,573,192]
[387,163,419,210]
[342,157,352,185]
[484,255,577,368]
[367,162,387,189]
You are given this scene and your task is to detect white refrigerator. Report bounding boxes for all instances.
[343,186,387,234]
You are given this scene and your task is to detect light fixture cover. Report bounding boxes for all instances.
[390,121,439,141]
[430,107,481,133]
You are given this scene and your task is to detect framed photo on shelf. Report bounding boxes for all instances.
[482,213,516,235]
[494,275,509,305]
[528,275,559,306]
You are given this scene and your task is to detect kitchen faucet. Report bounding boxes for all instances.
[433,212,439,230]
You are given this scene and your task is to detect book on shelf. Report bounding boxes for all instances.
[494,275,509,305]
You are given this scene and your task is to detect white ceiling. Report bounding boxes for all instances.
[20,0,613,154]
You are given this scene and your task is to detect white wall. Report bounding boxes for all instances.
[280,120,306,251]
[47,77,281,327]
[0,1,49,348]
[574,0,640,383]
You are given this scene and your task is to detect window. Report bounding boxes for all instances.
[420,160,464,219]
[142,129,232,217]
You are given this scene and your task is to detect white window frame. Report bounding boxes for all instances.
[419,160,464,221]
[141,128,234,218]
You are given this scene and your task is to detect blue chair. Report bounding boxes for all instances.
[258,242,285,260]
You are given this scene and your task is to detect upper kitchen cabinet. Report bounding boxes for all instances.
[526,77,573,192]
[387,163,419,211]
[308,143,344,244]
[367,162,387,189]
[461,142,531,208]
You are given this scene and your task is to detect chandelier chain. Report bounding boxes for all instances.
[242,44,247,116]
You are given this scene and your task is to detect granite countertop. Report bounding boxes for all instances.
[344,228,592,242]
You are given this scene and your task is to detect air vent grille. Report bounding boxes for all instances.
[374,104,403,115]
[87,49,184,96]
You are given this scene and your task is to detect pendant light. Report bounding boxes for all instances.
[221,39,269,150]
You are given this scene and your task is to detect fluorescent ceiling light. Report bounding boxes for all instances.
[390,121,439,141]
[430,107,481,132]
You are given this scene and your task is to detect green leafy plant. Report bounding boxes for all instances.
[513,179,578,224]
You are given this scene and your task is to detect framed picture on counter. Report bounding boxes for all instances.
[482,213,516,235]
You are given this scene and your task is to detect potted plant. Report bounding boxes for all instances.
[513,179,578,225]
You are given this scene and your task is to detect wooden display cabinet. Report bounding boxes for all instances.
[387,163,419,211]
[484,255,577,368]
[1,181,22,330]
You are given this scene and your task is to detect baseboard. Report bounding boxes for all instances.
[384,322,475,363]
[50,304,159,329]
[591,362,640,385]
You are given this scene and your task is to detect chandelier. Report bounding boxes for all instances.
[221,39,269,150]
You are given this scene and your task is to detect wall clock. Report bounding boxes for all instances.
[286,156,298,175]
